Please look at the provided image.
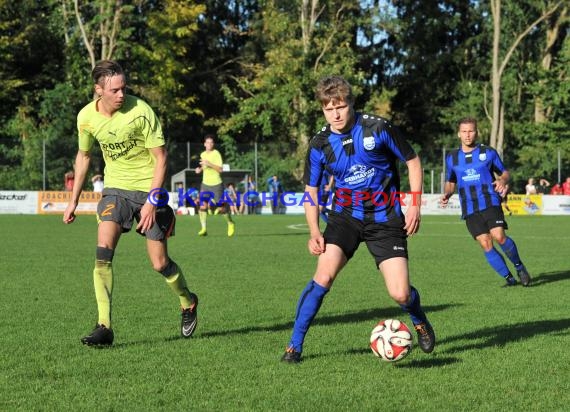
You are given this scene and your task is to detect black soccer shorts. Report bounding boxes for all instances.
[465,206,508,239]
[323,211,408,267]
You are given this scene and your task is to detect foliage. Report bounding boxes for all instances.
[132,0,206,128]
[217,0,362,184]
[0,0,567,190]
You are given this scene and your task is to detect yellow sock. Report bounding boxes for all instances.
[199,210,207,229]
[165,271,194,309]
[93,260,113,328]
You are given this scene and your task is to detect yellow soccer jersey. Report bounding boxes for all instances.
[200,149,223,186]
[77,95,165,192]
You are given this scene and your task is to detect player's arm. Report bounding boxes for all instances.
[404,155,422,236]
[137,146,167,233]
[200,160,222,173]
[440,182,456,207]
[304,184,325,255]
[63,150,91,224]
[493,170,510,197]
[200,152,223,173]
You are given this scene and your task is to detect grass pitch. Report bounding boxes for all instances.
[0,214,568,411]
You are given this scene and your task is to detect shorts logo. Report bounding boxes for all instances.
[393,246,405,251]
[363,136,375,150]
[101,204,115,216]
[496,220,503,224]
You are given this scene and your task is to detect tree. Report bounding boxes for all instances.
[216,0,362,186]
[388,0,488,163]
[534,3,567,122]
[0,0,66,189]
[488,0,564,155]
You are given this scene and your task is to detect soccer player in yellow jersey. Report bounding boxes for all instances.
[194,135,235,237]
[63,60,198,346]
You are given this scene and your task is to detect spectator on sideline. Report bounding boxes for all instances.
[440,117,531,288]
[195,134,235,236]
[281,76,435,363]
[225,182,239,215]
[267,175,284,214]
[562,177,570,195]
[64,170,75,191]
[525,178,537,195]
[550,181,563,195]
[537,178,550,194]
[240,175,258,215]
[92,174,104,192]
[63,60,198,346]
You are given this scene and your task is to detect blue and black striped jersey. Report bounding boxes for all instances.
[303,113,417,223]
[445,144,505,218]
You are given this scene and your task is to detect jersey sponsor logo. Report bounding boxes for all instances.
[363,136,375,150]
[342,138,353,146]
[101,203,115,216]
[462,168,481,182]
[345,164,375,184]
[479,153,487,161]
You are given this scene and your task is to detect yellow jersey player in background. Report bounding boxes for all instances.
[63,60,198,346]
[194,134,235,237]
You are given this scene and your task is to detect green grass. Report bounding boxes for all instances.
[1,214,569,411]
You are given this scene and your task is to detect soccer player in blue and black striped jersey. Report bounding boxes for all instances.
[440,117,531,287]
[281,76,435,363]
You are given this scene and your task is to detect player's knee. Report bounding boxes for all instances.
[96,246,114,264]
[494,234,507,244]
[389,290,410,305]
[157,259,177,276]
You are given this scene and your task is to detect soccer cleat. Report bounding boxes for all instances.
[503,274,517,287]
[181,293,199,338]
[414,322,435,353]
[198,228,207,236]
[227,222,235,237]
[516,265,531,287]
[81,324,114,346]
[281,346,302,363]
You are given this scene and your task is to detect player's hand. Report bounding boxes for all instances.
[308,233,325,255]
[63,202,77,224]
[137,202,157,234]
[439,195,449,208]
[404,205,421,236]
[493,180,508,197]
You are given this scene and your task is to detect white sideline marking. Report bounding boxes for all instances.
[287,224,309,231]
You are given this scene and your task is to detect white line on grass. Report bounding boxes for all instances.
[287,223,309,231]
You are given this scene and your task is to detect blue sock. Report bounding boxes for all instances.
[288,280,329,352]
[399,286,428,326]
[499,237,523,268]
[484,248,510,277]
